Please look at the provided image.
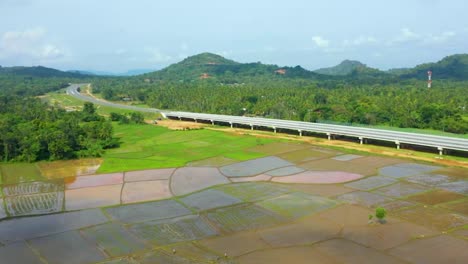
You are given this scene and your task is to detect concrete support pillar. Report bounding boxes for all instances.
[438,147,443,156]
[298,130,302,137]
[194,119,197,123]
[178,116,181,120]
[250,124,254,130]
[230,122,233,128]
[211,120,214,125]
[395,141,400,150]
[359,137,363,145]
[273,127,276,133]
[327,133,331,140]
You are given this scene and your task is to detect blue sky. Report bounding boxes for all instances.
[0,0,467,72]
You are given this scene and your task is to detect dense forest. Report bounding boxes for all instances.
[0,98,118,162]
[90,53,468,134]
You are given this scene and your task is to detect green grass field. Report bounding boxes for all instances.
[97,124,279,173]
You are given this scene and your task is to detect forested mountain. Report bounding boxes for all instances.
[141,52,326,82]
[0,65,89,78]
[314,60,379,76]
[399,54,468,80]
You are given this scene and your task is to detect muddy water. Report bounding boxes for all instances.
[37,158,102,179]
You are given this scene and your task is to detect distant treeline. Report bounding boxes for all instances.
[92,78,468,134]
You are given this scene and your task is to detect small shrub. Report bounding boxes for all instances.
[375,207,387,220]
[368,214,373,220]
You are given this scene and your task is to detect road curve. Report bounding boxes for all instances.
[67,84,468,154]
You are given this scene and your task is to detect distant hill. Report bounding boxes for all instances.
[68,68,157,76]
[314,60,387,78]
[0,66,89,78]
[400,54,468,80]
[142,52,325,82]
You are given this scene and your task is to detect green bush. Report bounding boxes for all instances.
[375,207,387,219]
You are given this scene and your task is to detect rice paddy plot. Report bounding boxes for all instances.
[65,184,122,211]
[388,235,468,264]
[205,204,287,233]
[344,176,397,191]
[129,215,218,245]
[135,250,199,264]
[394,206,468,231]
[407,189,465,205]
[220,156,293,177]
[342,222,437,251]
[405,173,451,187]
[311,238,406,264]
[258,216,341,247]
[277,148,339,163]
[0,209,109,244]
[336,191,393,208]
[437,181,468,195]
[375,182,431,198]
[0,242,43,264]
[28,230,106,264]
[158,242,233,264]
[124,168,175,182]
[248,142,310,155]
[81,222,148,257]
[257,192,339,219]
[215,182,291,202]
[199,231,270,257]
[441,199,468,215]
[2,180,64,196]
[394,163,441,172]
[379,166,424,178]
[170,167,230,196]
[265,166,305,177]
[105,199,191,224]
[380,200,416,213]
[180,189,242,212]
[331,154,363,161]
[4,191,64,217]
[121,180,172,204]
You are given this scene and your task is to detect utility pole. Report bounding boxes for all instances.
[427,70,432,88]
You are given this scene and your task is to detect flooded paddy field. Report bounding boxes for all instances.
[0,140,467,263]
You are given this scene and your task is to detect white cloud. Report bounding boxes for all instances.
[427,31,456,43]
[0,27,66,63]
[312,36,330,48]
[391,27,421,43]
[145,47,172,63]
[343,36,378,46]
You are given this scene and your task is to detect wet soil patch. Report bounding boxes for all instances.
[345,176,397,190]
[388,235,468,264]
[129,215,218,245]
[28,230,106,264]
[257,192,339,219]
[220,156,293,177]
[180,189,242,212]
[407,189,465,205]
[105,199,191,224]
[205,204,287,233]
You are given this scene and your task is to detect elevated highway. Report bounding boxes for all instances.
[67,84,468,155]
